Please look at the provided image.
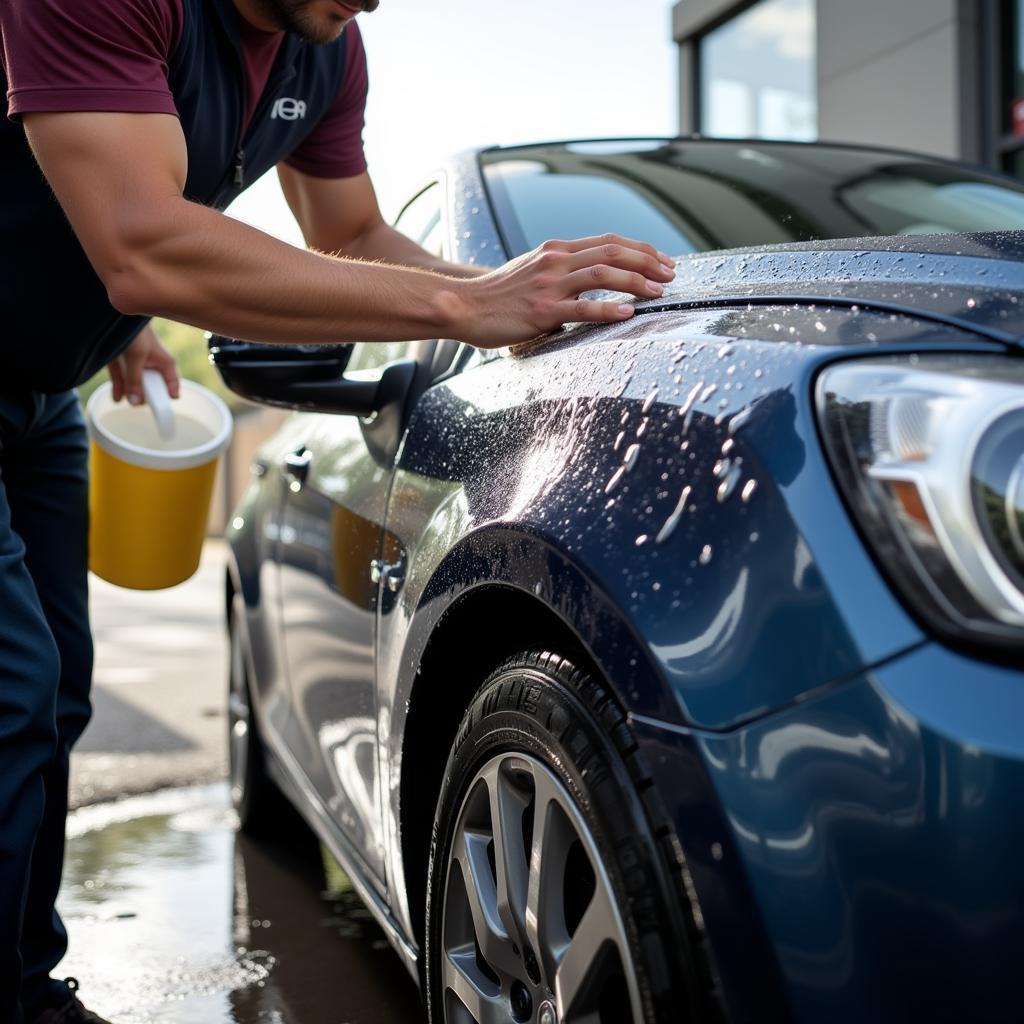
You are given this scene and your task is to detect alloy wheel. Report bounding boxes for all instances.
[441,752,643,1023]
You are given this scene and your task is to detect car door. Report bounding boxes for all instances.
[276,183,447,886]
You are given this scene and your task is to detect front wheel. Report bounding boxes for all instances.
[424,651,712,1024]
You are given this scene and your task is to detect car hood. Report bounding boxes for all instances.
[633,229,1024,348]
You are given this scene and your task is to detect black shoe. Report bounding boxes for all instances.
[30,979,112,1024]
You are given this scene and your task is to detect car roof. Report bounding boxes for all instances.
[480,136,1014,180]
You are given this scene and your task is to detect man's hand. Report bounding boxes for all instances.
[107,324,181,406]
[276,169,675,341]
[452,234,676,349]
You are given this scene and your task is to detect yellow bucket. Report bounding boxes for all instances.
[87,371,233,590]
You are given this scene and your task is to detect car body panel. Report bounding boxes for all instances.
[277,410,390,886]
[666,642,1024,1024]
[373,302,1009,943]
[623,242,1024,347]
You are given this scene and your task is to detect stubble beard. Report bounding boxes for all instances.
[251,0,351,44]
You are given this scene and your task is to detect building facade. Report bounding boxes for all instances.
[673,0,1023,174]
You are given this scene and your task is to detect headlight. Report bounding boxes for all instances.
[817,355,1024,650]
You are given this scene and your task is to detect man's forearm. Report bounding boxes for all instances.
[342,221,486,279]
[112,197,476,344]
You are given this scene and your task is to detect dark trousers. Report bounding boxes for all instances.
[0,391,92,1023]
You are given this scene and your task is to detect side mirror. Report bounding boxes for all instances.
[207,337,415,417]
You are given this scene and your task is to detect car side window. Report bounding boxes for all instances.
[346,341,415,374]
[420,217,445,259]
[346,184,445,374]
[393,183,443,247]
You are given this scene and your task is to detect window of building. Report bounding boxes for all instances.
[698,0,816,142]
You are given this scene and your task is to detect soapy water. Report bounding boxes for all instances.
[100,409,214,452]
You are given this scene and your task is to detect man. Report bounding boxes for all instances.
[0,0,675,1019]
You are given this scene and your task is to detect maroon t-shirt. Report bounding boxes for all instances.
[1,0,369,180]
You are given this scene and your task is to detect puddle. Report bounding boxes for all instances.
[58,785,422,1023]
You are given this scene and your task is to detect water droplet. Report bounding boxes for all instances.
[721,439,735,456]
[624,443,641,472]
[656,485,692,544]
[741,479,758,503]
[635,534,649,547]
[814,320,827,332]
[613,430,626,452]
[713,458,731,479]
[605,466,626,494]
[716,461,743,503]
[700,383,718,403]
[637,418,649,438]
[728,405,754,436]
[678,382,702,422]
[699,544,713,565]
[642,388,659,414]
[749,531,760,543]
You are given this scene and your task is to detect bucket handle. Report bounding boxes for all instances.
[142,369,176,442]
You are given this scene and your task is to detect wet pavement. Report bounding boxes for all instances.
[59,784,423,1023]
[74,543,229,808]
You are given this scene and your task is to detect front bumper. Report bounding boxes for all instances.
[633,643,1024,1024]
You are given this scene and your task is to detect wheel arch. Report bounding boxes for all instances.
[391,525,685,952]
[398,581,605,952]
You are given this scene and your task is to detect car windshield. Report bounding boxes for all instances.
[481,139,1024,258]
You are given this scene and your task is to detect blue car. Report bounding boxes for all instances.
[215,138,1024,1024]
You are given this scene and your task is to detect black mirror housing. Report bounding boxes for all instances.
[208,336,414,417]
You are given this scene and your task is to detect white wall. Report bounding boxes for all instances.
[816,0,981,160]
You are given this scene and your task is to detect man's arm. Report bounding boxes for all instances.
[277,165,483,278]
[24,111,675,350]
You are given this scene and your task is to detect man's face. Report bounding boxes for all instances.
[254,0,379,44]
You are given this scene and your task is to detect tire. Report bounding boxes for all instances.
[424,651,714,1024]
[228,604,288,836]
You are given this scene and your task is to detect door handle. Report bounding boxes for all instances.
[283,447,312,487]
[370,559,405,592]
